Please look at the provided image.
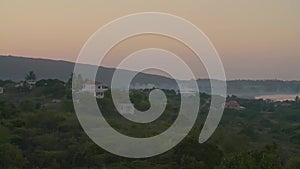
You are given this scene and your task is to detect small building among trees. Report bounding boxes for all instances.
[117,103,135,115]
[82,81,106,99]
[0,87,3,94]
[25,71,37,89]
[225,100,245,110]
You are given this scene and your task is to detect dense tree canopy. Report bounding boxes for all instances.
[0,79,299,168]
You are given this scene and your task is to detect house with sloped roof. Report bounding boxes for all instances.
[225,100,243,110]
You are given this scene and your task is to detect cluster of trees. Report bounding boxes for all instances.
[0,98,285,169]
[0,77,300,168]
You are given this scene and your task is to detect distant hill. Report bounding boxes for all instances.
[0,55,176,87]
[0,55,74,81]
[1,55,300,97]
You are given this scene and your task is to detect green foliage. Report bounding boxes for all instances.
[0,143,27,169]
[0,101,18,118]
[36,79,66,98]
[0,82,300,168]
[19,100,35,112]
[0,125,11,144]
[175,135,223,169]
[290,134,300,145]
[286,156,300,169]
[25,71,36,81]
[217,143,282,169]
[61,98,75,112]
[180,155,206,169]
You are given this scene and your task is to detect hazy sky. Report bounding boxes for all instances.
[1,0,300,80]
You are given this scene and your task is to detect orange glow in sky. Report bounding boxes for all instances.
[1,0,300,80]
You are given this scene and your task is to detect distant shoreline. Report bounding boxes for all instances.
[255,94,300,102]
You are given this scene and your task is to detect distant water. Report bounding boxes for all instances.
[255,94,299,102]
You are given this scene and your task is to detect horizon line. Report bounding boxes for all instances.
[1,54,300,82]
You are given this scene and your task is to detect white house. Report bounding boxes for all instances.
[82,81,106,99]
[15,80,36,89]
[0,87,3,94]
[177,88,197,97]
[26,80,36,85]
[25,80,36,89]
[52,99,61,103]
[15,81,24,88]
[118,103,135,115]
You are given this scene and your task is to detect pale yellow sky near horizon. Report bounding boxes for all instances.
[1,0,300,80]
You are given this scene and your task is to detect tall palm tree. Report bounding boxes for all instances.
[25,71,36,81]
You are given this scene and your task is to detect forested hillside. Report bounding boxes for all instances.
[0,79,300,168]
